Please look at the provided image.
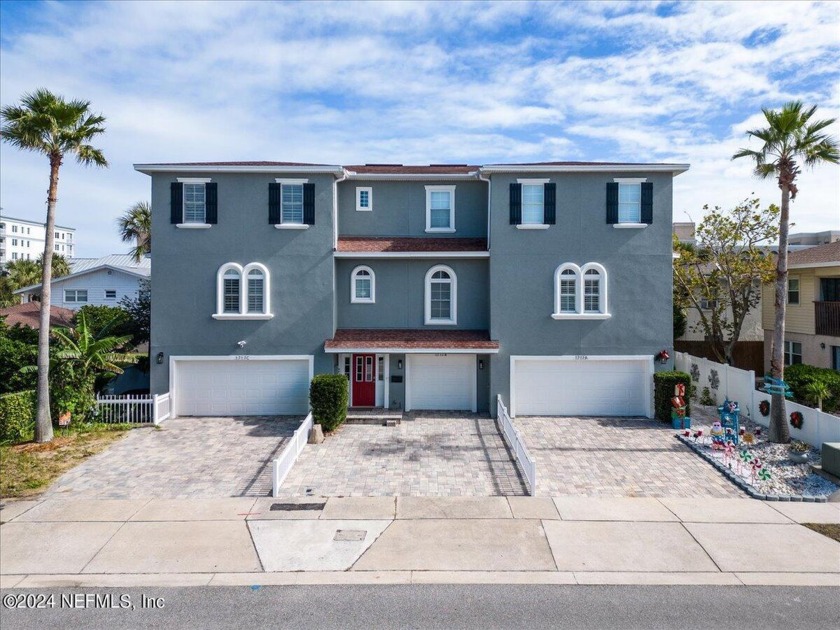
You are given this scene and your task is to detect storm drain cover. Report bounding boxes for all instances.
[270,502,326,511]
[334,529,367,542]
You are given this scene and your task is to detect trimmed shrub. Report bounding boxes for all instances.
[653,371,692,423]
[0,390,36,443]
[784,364,840,413]
[310,374,348,432]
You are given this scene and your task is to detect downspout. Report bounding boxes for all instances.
[332,170,348,346]
[478,171,491,251]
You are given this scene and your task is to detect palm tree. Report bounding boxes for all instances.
[1,89,107,443]
[52,311,135,378]
[117,201,151,262]
[38,253,71,278]
[4,258,42,291]
[733,101,839,443]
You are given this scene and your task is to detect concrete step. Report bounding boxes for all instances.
[346,408,403,426]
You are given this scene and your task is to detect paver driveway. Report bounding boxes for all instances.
[515,416,742,498]
[278,412,528,497]
[45,417,301,499]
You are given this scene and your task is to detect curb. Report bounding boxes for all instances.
[676,435,827,503]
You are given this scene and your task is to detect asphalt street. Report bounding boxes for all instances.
[2,585,839,630]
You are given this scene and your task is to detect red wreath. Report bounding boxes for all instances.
[789,411,804,430]
[759,400,770,417]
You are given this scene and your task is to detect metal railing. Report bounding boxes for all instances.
[95,393,171,425]
[815,301,840,336]
[497,395,537,495]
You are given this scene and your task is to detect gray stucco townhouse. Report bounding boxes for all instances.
[135,160,688,418]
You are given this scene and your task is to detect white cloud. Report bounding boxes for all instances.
[1,0,838,256]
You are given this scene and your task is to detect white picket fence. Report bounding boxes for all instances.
[674,352,840,448]
[94,393,171,425]
[497,395,537,495]
[272,412,314,497]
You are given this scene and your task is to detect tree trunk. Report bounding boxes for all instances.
[34,156,61,443]
[769,185,790,444]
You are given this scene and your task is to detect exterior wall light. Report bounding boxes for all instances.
[479,359,484,370]
[397,359,403,370]
[657,350,670,365]
[156,352,164,365]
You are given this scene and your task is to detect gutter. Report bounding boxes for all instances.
[478,172,492,251]
[133,164,345,175]
[479,164,691,175]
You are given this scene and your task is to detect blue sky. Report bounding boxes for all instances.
[1,0,838,257]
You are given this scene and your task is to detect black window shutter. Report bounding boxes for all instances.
[205,183,218,224]
[303,183,315,225]
[268,183,282,224]
[544,182,556,225]
[641,182,653,224]
[509,183,522,225]
[170,182,183,224]
[606,182,619,224]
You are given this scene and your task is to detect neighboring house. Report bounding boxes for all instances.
[788,230,840,246]
[762,240,840,372]
[14,254,150,309]
[0,214,76,265]
[135,160,688,419]
[0,301,74,329]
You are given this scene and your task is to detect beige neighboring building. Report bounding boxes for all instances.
[762,241,840,372]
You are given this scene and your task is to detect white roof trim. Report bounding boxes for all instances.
[134,164,344,175]
[324,346,498,354]
[0,216,75,230]
[788,261,840,269]
[334,251,489,259]
[480,164,690,174]
[13,265,148,294]
[343,172,480,181]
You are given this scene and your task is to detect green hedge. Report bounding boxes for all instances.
[0,390,36,443]
[310,374,348,432]
[653,371,692,423]
[784,364,840,413]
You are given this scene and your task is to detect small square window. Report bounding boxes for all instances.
[105,290,117,299]
[356,187,372,212]
[784,340,802,366]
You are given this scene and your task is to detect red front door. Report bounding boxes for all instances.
[352,354,376,407]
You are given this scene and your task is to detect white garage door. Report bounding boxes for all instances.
[513,357,651,417]
[407,354,476,412]
[175,358,311,416]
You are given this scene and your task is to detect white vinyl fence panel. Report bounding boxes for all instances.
[272,412,314,496]
[675,352,840,448]
[497,395,537,495]
[95,392,171,425]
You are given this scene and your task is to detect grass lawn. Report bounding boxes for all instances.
[0,423,133,499]
[803,522,840,543]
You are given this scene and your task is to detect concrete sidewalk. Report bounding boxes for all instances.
[1,497,838,588]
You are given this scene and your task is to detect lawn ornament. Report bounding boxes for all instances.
[717,398,740,445]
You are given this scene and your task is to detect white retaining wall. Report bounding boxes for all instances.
[675,352,840,447]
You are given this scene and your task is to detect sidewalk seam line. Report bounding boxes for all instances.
[347,519,396,572]
[679,522,724,573]
[540,519,562,573]
[245,520,266,573]
[78,519,132,575]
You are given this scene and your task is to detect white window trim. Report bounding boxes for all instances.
[274,178,309,227]
[516,224,550,230]
[351,265,376,304]
[425,185,456,233]
[177,178,212,184]
[176,223,212,229]
[356,187,373,212]
[63,289,88,303]
[177,178,212,226]
[517,178,550,185]
[552,262,611,320]
[213,262,273,320]
[614,178,645,225]
[788,277,800,305]
[425,264,457,325]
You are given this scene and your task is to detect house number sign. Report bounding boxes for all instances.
[575,355,589,360]
[234,355,251,360]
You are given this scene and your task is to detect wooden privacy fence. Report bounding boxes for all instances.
[94,393,171,425]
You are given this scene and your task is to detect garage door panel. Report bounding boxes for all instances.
[514,358,649,417]
[408,354,476,412]
[176,359,310,416]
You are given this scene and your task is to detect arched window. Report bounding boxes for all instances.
[425,264,457,325]
[351,265,376,304]
[214,262,272,319]
[553,262,610,319]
